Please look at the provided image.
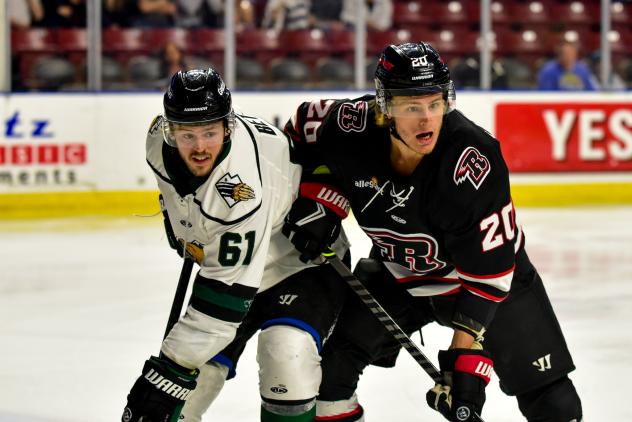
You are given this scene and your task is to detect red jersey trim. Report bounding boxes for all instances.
[315,405,363,421]
[462,283,508,302]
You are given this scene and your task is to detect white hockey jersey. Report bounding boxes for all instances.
[145,112,347,368]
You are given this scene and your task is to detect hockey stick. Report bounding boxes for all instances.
[327,255,485,422]
[163,257,194,340]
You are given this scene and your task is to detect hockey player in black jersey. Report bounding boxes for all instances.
[282,42,583,422]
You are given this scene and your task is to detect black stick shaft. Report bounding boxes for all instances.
[328,256,485,422]
[163,257,194,340]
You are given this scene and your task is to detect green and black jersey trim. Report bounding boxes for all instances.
[190,274,257,323]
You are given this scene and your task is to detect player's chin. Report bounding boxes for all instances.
[187,160,213,176]
[410,136,436,153]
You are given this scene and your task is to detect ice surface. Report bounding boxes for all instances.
[1,207,631,421]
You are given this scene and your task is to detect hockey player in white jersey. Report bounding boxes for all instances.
[122,68,350,422]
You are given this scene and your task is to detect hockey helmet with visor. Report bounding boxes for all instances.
[162,68,235,147]
[375,42,456,118]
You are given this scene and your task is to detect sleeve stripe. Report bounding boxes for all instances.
[189,275,258,322]
[457,264,515,280]
[192,284,254,313]
[190,299,249,323]
[462,283,508,302]
[395,274,459,284]
[456,265,514,292]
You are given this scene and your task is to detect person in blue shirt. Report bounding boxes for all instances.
[538,40,598,90]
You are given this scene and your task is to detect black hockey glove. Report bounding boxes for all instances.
[122,355,199,422]
[282,195,343,263]
[426,348,493,422]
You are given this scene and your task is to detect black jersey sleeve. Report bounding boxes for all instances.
[283,98,350,186]
[435,123,522,336]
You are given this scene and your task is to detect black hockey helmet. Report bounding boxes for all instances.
[162,68,234,146]
[375,42,456,116]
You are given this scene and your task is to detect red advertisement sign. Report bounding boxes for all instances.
[495,103,632,172]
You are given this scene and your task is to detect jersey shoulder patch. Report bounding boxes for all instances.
[336,99,369,133]
[214,172,256,208]
[453,146,491,190]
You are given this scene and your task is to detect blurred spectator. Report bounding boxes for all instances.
[537,40,598,90]
[8,0,44,28]
[262,0,311,32]
[310,0,343,30]
[133,0,176,27]
[218,0,256,30]
[55,0,86,27]
[340,0,392,32]
[587,50,627,91]
[451,56,510,90]
[174,0,221,28]
[159,41,189,81]
[103,0,139,27]
[236,0,256,30]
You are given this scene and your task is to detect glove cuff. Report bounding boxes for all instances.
[438,349,493,385]
[149,355,199,381]
[454,354,493,385]
[299,182,349,218]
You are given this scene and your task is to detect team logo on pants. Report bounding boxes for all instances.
[216,173,255,207]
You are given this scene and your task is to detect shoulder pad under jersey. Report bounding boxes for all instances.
[146,115,170,183]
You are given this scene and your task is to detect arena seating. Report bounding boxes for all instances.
[8,0,632,91]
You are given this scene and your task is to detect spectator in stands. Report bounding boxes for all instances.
[55,0,86,27]
[340,0,392,32]
[236,0,256,31]
[176,0,254,30]
[261,0,311,33]
[103,0,139,27]
[587,50,627,91]
[537,40,598,90]
[310,0,343,30]
[173,0,221,28]
[159,41,190,83]
[133,0,175,27]
[451,56,510,90]
[8,0,44,28]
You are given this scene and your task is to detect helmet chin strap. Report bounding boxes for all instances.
[389,119,404,143]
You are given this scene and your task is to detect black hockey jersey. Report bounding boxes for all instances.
[285,96,524,330]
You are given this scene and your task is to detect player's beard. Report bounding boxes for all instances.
[185,151,215,177]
